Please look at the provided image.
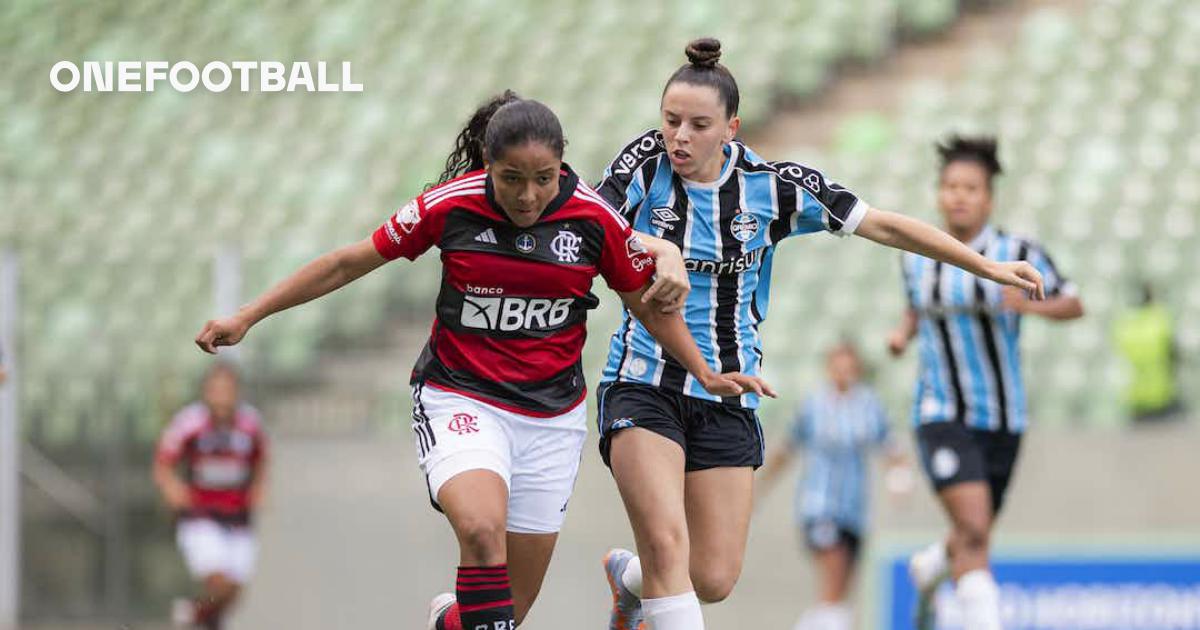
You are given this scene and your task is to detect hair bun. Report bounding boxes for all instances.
[685,38,722,68]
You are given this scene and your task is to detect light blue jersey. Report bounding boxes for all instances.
[595,130,870,408]
[902,225,1074,433]
[790,384,892,533]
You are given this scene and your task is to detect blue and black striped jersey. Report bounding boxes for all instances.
[596,130,869,408]
[902,225,1075,433]
[789,384,892,533]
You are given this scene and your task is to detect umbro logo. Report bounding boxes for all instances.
[474,228,498,244]
[650,206,681,231]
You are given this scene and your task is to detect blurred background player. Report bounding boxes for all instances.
[593,38,1045,630]
[194,92,761,630]
[757,341,911,630]
[888,135,1084,630]
[153,362,267,629]
[1112,281,1184,424]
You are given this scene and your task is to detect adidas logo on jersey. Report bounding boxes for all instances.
[474,228,498,244]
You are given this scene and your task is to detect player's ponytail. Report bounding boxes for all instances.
[664,37,740,118]
[936,135,1003,190]
[434,90,521,187]
[433,90,566,187]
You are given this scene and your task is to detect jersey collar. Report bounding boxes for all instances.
[968,224,997,252]
[484,163,579,224]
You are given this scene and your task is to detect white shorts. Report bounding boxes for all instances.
[176,518,257,584]
[412,384,588,534]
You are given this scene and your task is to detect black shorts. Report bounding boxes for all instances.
[916,421,1022,515]
[802,519,861,562]
[596,381,764,471]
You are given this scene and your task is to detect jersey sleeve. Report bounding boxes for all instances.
[769,161,870,239]
[594,130,666,223]
[901,253,919,309]
[155,408,195,465]
[242,406,268,466]
[1020,239,1076,298]
[371,193,444,261]
[594,197,656,293]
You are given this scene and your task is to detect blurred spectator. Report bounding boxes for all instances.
[153,363,268,629]
[1112,283,1184,423]
[757,341,911,630]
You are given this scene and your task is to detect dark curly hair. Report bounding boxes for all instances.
[936,134,1003,190]
[432,90,565,187]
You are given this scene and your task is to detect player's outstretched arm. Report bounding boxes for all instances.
[1000,287,1084,320]
[195,238,388,354]
[855,209,1045,299]
[619,287,776,399]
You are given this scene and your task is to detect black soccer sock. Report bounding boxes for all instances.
[455,564,515,630]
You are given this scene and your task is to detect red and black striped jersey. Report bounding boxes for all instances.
[371,165,655,416]
[155,403,267,525]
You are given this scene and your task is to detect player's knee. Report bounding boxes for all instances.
[691,566,739,603]
[454,516,507,563]
[640,525,689,574]
[951,521,990,556]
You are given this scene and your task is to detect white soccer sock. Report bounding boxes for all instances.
[799,603,851,630]
[910,540,950,591]
[622,555,644,598]
[956,569,1002,630]
[643,591,704,630]
[823,603,852,630]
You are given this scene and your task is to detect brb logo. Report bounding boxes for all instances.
[550,230,581,263]
[448,413,479,435]
[472,622,515,630]
[461,295,574,332]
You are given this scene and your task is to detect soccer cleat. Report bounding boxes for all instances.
[908,544,948,630]
[427,592,456,630]
[603,548,644,630]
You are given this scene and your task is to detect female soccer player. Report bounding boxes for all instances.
[889,136,1083,630]
[194,92,766,630]
[757,342,910,630]
[593,39,1046,630]
[155,362,267,630]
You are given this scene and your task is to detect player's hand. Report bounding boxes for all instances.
[700,372,777,398]
[1000,286,1033,314]
[164,484,193,511]
[642,252,690,313]
[195,314,252,354]
[986,260,1044,300]
[884,463,915,497]
[887,328,911,357]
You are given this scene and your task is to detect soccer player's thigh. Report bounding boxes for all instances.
[505,403,587,615]
[918,423,994,550]
[978,430,1022,516]
[414,386,513,554]
[602,385,690,588]
[176,518,227,580]
[682,405,760,601]
[683,466,753,601]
